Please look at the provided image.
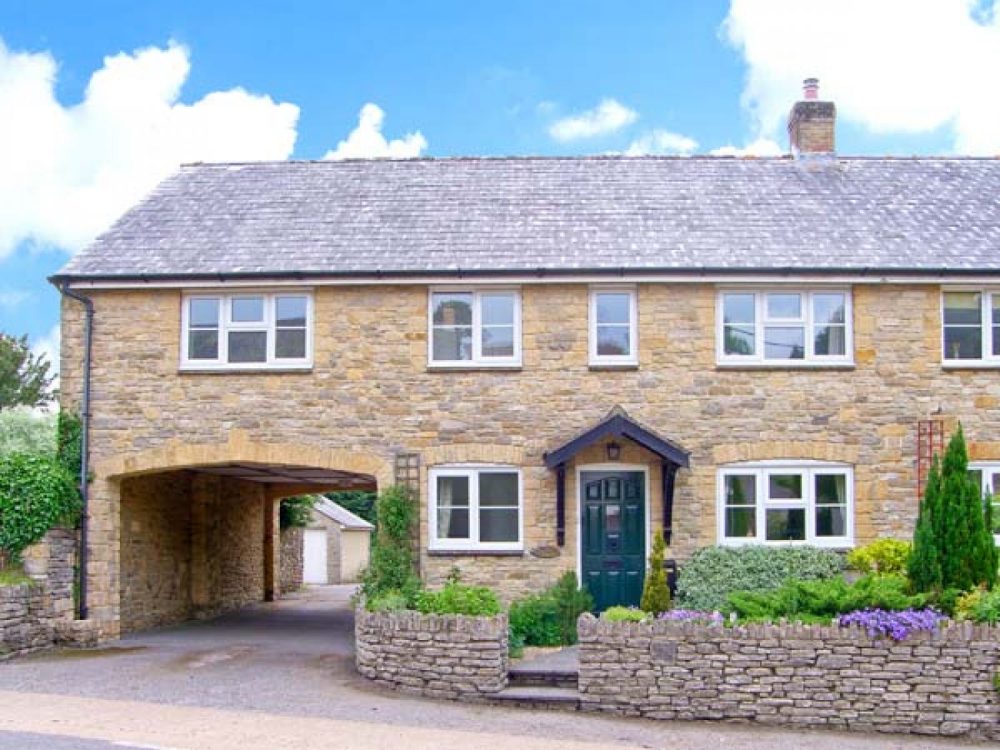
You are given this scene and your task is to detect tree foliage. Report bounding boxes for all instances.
[0,334,55,411]
[909,425,998,592]
[640,532,671,615]
[0,452,81,564]
[0,408,57,458]
[279,495,317,529]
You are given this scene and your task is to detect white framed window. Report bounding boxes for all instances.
[717,462,854,547]
[969,463,1000,543]
[717,289,853,366]
[942,290,1000,367]
[429,466,523,552]
[180,291,313,370]
[589,287,638,366]
[428,289,521,367]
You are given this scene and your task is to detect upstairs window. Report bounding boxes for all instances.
[429,467,523,551]
[943,291,1000,366]
[718,463,853,547]
[718,289,852,366]
[589,287,638,366]
[181,292,312,370]
[428,289,521,367]
[969,463,1000,542]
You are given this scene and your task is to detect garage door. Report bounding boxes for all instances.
[303,529,328,584]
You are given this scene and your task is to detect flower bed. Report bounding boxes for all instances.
[577,614,1000,740]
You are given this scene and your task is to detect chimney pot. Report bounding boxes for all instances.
[788,77,835,157]
[803,77,820,100]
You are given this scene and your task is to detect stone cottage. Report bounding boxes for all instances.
[53,81,1000,634]
[303,498,373,585]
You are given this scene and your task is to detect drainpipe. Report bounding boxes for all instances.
[57,283,93,621]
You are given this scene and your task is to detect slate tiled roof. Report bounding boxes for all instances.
[312,498,374,531]
[55,156,1000,281]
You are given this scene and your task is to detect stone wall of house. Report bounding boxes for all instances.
[355,608,508,699]
[280,527,304,592]
[577,616,1000,741]
[59,283,1000,628]
[1,529,82,659]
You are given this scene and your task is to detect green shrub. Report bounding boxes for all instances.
[508,572,593,647]
[725,574,929,622]
[640,533,671,615]
[675,545,844,611]
[602,606,649,622]
[970,589,1000,624]
[366,590,409,613]
[413,582,501,616]
[0,452,81,564]
[956,587,985,621]
[508,628,526,658]
[847,539,911,576]
[360,486,420,600]
[909,426,998,593]
[279,495,316,529]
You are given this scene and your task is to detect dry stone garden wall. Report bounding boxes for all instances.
[577,615,1000,741]
[355,608,508,699]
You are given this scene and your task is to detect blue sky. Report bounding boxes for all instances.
[1,0,998,368]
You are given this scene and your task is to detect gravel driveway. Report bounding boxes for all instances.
[0,586,982,749]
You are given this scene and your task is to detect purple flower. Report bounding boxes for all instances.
[837,608,945,641]
[658,609,724,625]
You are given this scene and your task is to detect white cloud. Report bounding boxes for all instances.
[723,0,1000,154]
[323,103,427,160]
[624,129,699,156]
[0,289,30,309]
[709,138,783,157]
[549,98,638,141]
[0,38,299,259]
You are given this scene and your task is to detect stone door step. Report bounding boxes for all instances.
[491,686,581,709]
[507,667,579,690]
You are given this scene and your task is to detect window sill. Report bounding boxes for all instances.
[427,549,525,557]
[588,363,639,371]
[426,364,523,373]
[715,361,855,371]
[719,539,854,549]
[178,365,313,374]
[941,362,1000,370]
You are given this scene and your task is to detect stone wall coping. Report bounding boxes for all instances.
[356,606,508,635]
[577,612,1000,644]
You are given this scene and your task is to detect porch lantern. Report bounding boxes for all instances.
[606,441,621,461]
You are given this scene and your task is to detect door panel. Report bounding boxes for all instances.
[303,529,328,585]
[581,471,645,611]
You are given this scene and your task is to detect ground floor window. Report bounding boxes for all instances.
[969,463,1000,542]
[717,462,853,547]
[429,466,522,551]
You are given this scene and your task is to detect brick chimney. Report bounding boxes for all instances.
[788,77,836,156]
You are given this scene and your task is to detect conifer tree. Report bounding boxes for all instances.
[908,458,943,592]
[641,532,671,615]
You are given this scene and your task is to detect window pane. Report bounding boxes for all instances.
[725,474,757,506]
[724,325,755,355]
[766,508,806,541]
[188,330,218,360]
[228,331,267,362]
[276,296,307,327]
[994,296,1000,326]
[275,329,306,359]
[479,473,518,507]
[768,474,802,500]
[606,505,621,534]
[438,508,469,539]
[481,294,514,326]
[766,293,801,319]
[597,325,630,356]
[944,326,982,360]
[723,294,755,324]
[725,508,756,538]
[481,326,514,357]
[815,474,846,504]
[813,294,846,325]
[189,298,219,328]
[764,326,805,359]
[596,293,631,325]
[480,508,518,542]
[437,475,470,506]
[231,297,264,323]
[993,326,1000,357]
[991,472,1000,495]
[816,506,846,537]
[432,293,473,326]
[814,325,846,356]
[432,327,473,360]
[943,292,981,325]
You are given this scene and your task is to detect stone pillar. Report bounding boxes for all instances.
[190,474,215,610]
[85,477,121,639]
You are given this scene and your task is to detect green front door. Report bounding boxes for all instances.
[581,471,645,611]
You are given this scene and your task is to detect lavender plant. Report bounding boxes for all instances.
[837,608,945,641]
[658,609,724,625]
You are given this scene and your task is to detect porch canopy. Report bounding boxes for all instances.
[543,406,690,546]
